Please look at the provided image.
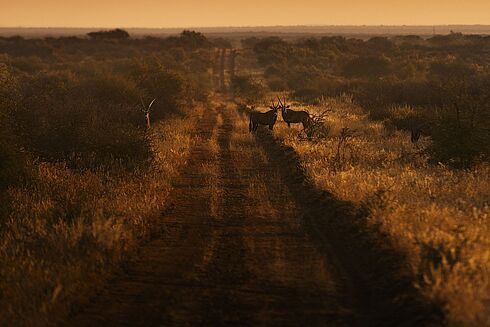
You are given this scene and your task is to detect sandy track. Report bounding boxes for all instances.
[68,101,438,326]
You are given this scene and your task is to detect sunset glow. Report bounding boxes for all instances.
[2,0,490,27]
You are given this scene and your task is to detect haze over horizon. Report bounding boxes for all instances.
[2,0,490,28]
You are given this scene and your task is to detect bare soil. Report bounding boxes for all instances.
[68,100,441,327]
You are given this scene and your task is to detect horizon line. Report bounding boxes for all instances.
[2,24,490,29]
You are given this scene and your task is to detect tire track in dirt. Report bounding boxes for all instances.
[68,99,440,326]
[175,105,354,326]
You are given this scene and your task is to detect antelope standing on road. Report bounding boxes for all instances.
[277,96,311,130]
[249,102,280,132]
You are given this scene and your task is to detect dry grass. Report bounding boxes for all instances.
[231,108,279,209]
[0,105,204,326]
[271,95,490,326]
[204,111,223,219]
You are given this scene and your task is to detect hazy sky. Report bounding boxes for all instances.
[1,0,490,27]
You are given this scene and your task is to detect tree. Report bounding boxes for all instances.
[366,37,394,52]
[87,29,130,40]
[428,60,489,165]
[231,75,265,103]
[178,30,211,49]
[342,55,392,79]
[0,64,25,192]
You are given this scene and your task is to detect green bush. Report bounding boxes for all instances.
[0,65,25,189]
[14,70,152,169]
[231,75,265,103]
[132,59,187,119]
[266,77,288,91]
[87,28,130,40]
[342,55,392,78]
[430,118,490,166]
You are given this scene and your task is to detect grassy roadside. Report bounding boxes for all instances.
[261,95,490,326]
[0,104,205,326]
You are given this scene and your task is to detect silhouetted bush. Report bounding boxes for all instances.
[0,65,25,191]
[10,56,46,73]
[342,55,392,78]
[231,75,265,102]
[253,37,289,66]
[132,59,187,119]
[264,65,282,78]
[164,30,212,49]
[13,70,151,169]
[87,28,130,40]
[241,37,261,49]
[366,37,394,52]
[430,117,489,166]
[211,37,232,49]
[267,77,288,91]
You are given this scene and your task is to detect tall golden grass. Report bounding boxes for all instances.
[271,95,490,326]
[0,105,204,326]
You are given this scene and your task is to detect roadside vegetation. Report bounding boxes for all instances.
[238,33,490,325]
[269,97,489,326]
[249,33,490,167]
[0,30,215,325]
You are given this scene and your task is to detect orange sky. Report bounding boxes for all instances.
[1,0,490,27]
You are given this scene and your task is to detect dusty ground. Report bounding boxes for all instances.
[67,100,439,327]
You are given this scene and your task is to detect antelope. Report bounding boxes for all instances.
[277,96,311,130]
[140,98,156,129]
[249,101,280,132]
[411,126,422,144]
[411,122,428,148]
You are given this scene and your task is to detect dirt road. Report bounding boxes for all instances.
[68,101,438,326]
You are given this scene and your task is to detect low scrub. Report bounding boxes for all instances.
[0,109,203,326]
[272,95,490,326]
[252,35,490,166]
[231,74,266,103]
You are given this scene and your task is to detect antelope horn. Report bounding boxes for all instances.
[276,95,283,107]
[139,96,146,111]
[148,98,156,111]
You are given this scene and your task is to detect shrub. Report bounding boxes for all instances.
[0,65,25,190]
[14,70,152,169]
[164,31,213,50]
[366,37,394,52]
[342,55,393,78]
[87,29,130,40]
[267,77,288,91]
[429,118,489,166]
[231,75,265,103]
[132,59,187,119]
[178,30,211,48]
[10,56,46,73]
